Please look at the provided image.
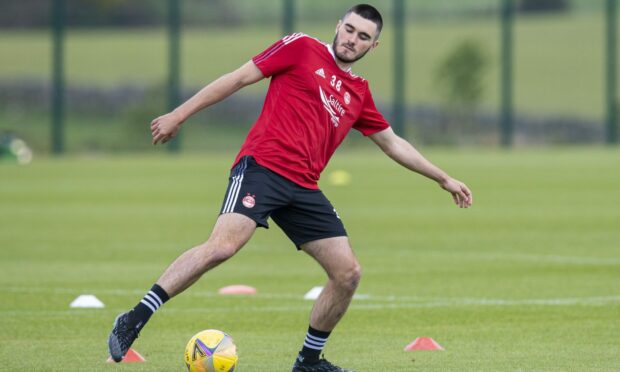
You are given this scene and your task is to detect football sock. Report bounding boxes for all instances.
[130,284,170,328]
[297,326,331,364]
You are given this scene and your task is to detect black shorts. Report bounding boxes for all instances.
[219,156,347,248]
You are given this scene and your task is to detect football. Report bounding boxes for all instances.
[184,329,238,372]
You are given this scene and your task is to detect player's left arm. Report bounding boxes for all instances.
[369,127,473,208]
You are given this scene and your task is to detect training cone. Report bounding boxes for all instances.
[404,337,445,351]
[70,294,104,308]
[106,348,146,363]
[218,284,257,295]
[304,286,324,300]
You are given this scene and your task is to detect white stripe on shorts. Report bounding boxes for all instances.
[222,158,248,213]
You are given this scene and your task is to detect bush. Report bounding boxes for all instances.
[434,39,489,112]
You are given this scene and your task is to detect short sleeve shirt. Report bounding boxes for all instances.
[233,33,390,189]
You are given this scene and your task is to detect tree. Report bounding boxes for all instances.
[432,39,490,144]
[434,39,489,112]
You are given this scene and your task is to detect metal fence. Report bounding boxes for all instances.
[0,0,617,156]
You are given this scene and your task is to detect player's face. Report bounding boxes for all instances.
[332,13,380,64]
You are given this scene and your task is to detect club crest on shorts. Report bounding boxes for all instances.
[242,193,256,208]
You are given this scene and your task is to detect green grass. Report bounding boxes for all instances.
[1,148,619,370]
[0,11,616,118]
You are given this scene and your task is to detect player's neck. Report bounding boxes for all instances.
[335,59,354,72]
[327,44,353,72]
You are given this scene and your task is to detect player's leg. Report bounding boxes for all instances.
[157,213,256,297]
[271,188,357,371]
[293,237,359,372]
[290,237,359,372]
[301,236,361,332]
[108,156,278,362]
[108,213,256,362]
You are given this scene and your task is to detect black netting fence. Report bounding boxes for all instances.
[0,0,616,156]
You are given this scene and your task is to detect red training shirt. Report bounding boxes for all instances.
[233,33,390,189]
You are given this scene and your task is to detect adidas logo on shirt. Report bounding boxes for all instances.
[315,68,326,78]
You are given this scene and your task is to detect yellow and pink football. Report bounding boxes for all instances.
[184,329,238,372]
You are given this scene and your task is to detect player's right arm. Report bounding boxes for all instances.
[151,61,264,145]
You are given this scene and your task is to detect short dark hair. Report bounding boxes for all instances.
[344,4,383,37]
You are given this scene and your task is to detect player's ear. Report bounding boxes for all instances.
[371,40,380,50]
[335,20,342,34]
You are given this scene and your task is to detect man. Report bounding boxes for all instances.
[108,4,472,372]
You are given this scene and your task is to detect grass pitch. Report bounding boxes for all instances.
[1,148,619,371]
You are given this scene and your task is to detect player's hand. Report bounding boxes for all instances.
[439,178,473,208]
[151,112,183,145]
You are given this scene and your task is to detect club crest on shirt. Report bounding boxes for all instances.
[242,193,256,208]
[344,92,351,105]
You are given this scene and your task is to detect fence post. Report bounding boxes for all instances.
[51,0,65,154]
[392,0,406,137]
[167,0,182,152]
[283,0,295,36]
[500,0,514,147]
[606,0,618,144]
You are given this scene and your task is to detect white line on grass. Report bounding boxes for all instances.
[150,294,620,315]
[3,286,620,316]
[417,251,620,266]
[480,253,620,266]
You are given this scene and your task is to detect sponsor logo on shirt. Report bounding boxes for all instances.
[319,86,346,128]
[315,68,326,78]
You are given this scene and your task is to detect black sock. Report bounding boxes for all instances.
[130,284,169,329]
[297,326,331,364]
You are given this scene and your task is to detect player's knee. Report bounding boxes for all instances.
[200,239,239,265]
[335,262,362,292]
